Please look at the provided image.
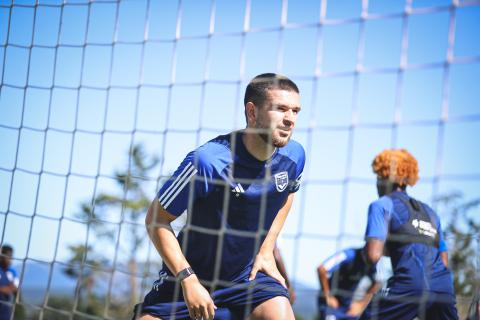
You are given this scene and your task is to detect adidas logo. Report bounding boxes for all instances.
[231,183,245,196]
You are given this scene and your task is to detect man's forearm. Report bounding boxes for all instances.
[441,251,448,268]
[318,267,331,298]
[357,282,381,308]
[0,285,15,294]
[259,193,294,254]
[364,240,384,265]
[146,200,191,276]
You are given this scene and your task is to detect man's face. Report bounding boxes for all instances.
[254,89,301,148]
[0,250,12,269]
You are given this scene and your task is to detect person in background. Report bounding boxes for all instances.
[0,244,19,320]
[362,149,458,319]
[317,247,381,320]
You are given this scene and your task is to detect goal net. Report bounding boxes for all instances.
[0,0,479,319]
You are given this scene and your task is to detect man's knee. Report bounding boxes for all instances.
[249,296,294,320]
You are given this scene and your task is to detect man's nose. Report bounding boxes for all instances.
[284,109,295,125]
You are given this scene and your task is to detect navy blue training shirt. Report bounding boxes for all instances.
[157,131,305,282]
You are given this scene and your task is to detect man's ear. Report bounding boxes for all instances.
[245,102,256,126]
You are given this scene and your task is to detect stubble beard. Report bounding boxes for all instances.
[258,128,290,148]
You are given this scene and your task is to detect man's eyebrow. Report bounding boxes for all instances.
[272,103,301,110]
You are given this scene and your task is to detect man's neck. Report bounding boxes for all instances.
[241,130,277,161]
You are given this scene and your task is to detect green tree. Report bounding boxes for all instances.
[436,192,480,297]
[435,192,480,318]
[65,144,160,318]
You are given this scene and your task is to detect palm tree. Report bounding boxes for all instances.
[66,144,160,317]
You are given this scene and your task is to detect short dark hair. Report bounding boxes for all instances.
[244,73,299,109]
[1,244,13,254]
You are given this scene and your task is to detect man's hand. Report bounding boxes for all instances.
[346,301,364,317]
[181,275,216,320]
[249,251,286,288]
[0,283,16,295]
[326,295,339,309]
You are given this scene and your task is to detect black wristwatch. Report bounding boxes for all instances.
[176,267,195,281]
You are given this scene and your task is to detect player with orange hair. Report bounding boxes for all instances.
[361,149,458,320]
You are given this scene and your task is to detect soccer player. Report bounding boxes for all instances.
[0,245,19,320]
[361,149,458,320]
[134,73,305,320]
[317,247,381,320]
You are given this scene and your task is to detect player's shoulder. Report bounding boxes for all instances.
[323,250,349,270]
[343,247,359,261]
[6,267,17,276]
[370,195,394,212]
[278,139,305,163]
[192,133,232,169]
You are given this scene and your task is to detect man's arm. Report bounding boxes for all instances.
[346,280,381,316]
[441,251,448,268]
[146,198,216,320]
[249,193,295,286]
[273,246,295,304]
[436,216,449,268]
[364,239,384,266]
[0,283,16,295]
[317,265,339,308]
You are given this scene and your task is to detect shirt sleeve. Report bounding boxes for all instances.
[6,268,19,287]
[436,215,448,253]
[365,199,391,241]
[322,248,356,274]
[289,144,305,193]
[157,151,212,216]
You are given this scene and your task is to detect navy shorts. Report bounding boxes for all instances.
[133,270,289,320]
[361,289,458,320]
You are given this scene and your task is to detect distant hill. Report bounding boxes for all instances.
[13,261,76,306]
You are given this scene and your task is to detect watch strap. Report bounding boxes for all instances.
[176,267,195,281]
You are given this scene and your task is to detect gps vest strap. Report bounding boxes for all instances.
[386,193,440,248]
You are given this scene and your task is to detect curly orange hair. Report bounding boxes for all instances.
[372,149,419,186]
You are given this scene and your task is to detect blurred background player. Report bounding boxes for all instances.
[0,245,19,320]
[317,247,381,320]
[362,149,458,320]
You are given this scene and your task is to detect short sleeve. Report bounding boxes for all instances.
[436,216,448,252]
[6,268,19,287]
[157,151,212,216]
[365,199,392,241]
[322,248,356,273]
[289,144,305,193]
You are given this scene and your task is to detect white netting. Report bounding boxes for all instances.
[0,0,479,319]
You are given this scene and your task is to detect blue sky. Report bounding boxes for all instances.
[1,0,480,306]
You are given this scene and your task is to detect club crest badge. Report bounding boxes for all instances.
[274,171,289,192]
